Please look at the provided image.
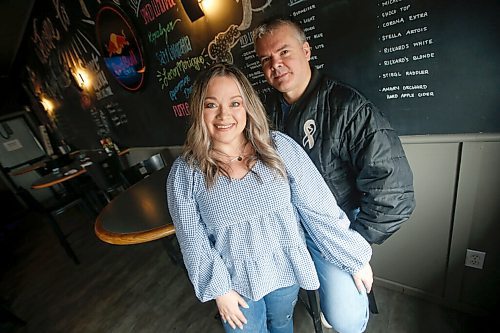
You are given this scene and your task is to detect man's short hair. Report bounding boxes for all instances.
[252,17,307,45]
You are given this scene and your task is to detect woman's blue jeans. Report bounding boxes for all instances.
[305,230,369,333]
[221,284,300,333]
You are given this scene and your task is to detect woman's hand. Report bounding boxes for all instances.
[215,290,249,329]
[352,262,373,294]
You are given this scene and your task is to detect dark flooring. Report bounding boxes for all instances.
[0,206,493,333]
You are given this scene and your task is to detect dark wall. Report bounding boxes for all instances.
[22,0,500,150]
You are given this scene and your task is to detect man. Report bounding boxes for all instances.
[253,18,415,332]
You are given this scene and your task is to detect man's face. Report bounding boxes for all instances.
[255,24,311,103]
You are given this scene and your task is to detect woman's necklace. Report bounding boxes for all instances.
[212,141,249,163]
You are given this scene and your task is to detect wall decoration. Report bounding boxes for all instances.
[95,5,146,91]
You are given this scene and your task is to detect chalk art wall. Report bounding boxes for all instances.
[23,0,500,149]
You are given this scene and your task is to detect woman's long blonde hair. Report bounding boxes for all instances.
[183,62,286,186]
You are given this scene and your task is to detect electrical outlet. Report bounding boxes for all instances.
[465,249,486,269]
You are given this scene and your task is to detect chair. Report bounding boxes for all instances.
[121,153,166,186]
[15,187,93,265]
[85,154,128,203]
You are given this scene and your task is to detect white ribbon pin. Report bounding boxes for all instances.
[302,119,316,149]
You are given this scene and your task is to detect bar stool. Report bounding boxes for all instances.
[302,288,379,333]
[301,290,323,333]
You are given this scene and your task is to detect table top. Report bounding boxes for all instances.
[10,160,48,176]
[94,167,175,245]
[31,163,87,189]
[30,150,112,189]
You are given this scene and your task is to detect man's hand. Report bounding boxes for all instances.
[215,290,249,329]
[352,262,373,294]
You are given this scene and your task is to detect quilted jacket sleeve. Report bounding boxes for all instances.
[344,103,416,244]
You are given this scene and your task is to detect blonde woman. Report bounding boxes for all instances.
[166,63,373,333]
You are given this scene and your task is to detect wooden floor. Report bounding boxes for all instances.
[0,207,493,332]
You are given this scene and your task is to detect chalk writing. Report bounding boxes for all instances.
[172,102,190,117]
[382,17,404,27]
[140,0,176,25]
[78,0,91,18]
[52,0,71,32]
[381,86,400,92]
[247,71,264,80]
[406,69,429,76]
[380,71,402,78]
[376,0,436,100]
[238,31,254,49]
[105,102,128,127]
[90,107,110,137]
[383,43,410,53]
[406,26,428,35]
[412,52,435,61]
[292,4,316,16]
[381,9,397,18]
[156,36,192,65]
[248,60,260,70]
[287,1,326,77]
[96,86,114,101]
[381,0,403,7]
[169,75,191,102]
[302,15,315,24]
[409,12,428,21]
[156,55,205,89]
[77,30,101,56]
[289,0,306,6]
[413,38,433,47]
[32,17,61,64]
[147,19,181,44]
[86,53,113,100]
[381,32,402,41]
[129,0,141,17]
[242,50,256,61]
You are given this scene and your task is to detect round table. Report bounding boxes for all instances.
[94,167,175,245]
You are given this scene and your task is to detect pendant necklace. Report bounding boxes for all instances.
[213,141,248,163]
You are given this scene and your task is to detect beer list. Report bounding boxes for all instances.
[377,0,436,101]
[241,0,437,102]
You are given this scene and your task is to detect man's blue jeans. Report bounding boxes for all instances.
[305,231,369,333]
[221,284,300,333]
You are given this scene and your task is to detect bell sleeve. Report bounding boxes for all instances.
[166,158,232,302]
[273,132,372,274]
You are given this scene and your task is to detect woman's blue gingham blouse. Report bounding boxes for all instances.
[166,131,372,302]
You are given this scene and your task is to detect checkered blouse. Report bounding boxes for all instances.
[166,131,371,302]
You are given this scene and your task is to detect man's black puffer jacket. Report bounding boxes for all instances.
[265,68,416,244]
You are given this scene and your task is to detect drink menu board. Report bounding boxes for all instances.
[237,0,500,135]
[23,0,500,149]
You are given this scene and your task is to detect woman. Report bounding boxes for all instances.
[166,63,373,333]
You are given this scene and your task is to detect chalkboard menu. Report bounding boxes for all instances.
[23,0,500,149]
